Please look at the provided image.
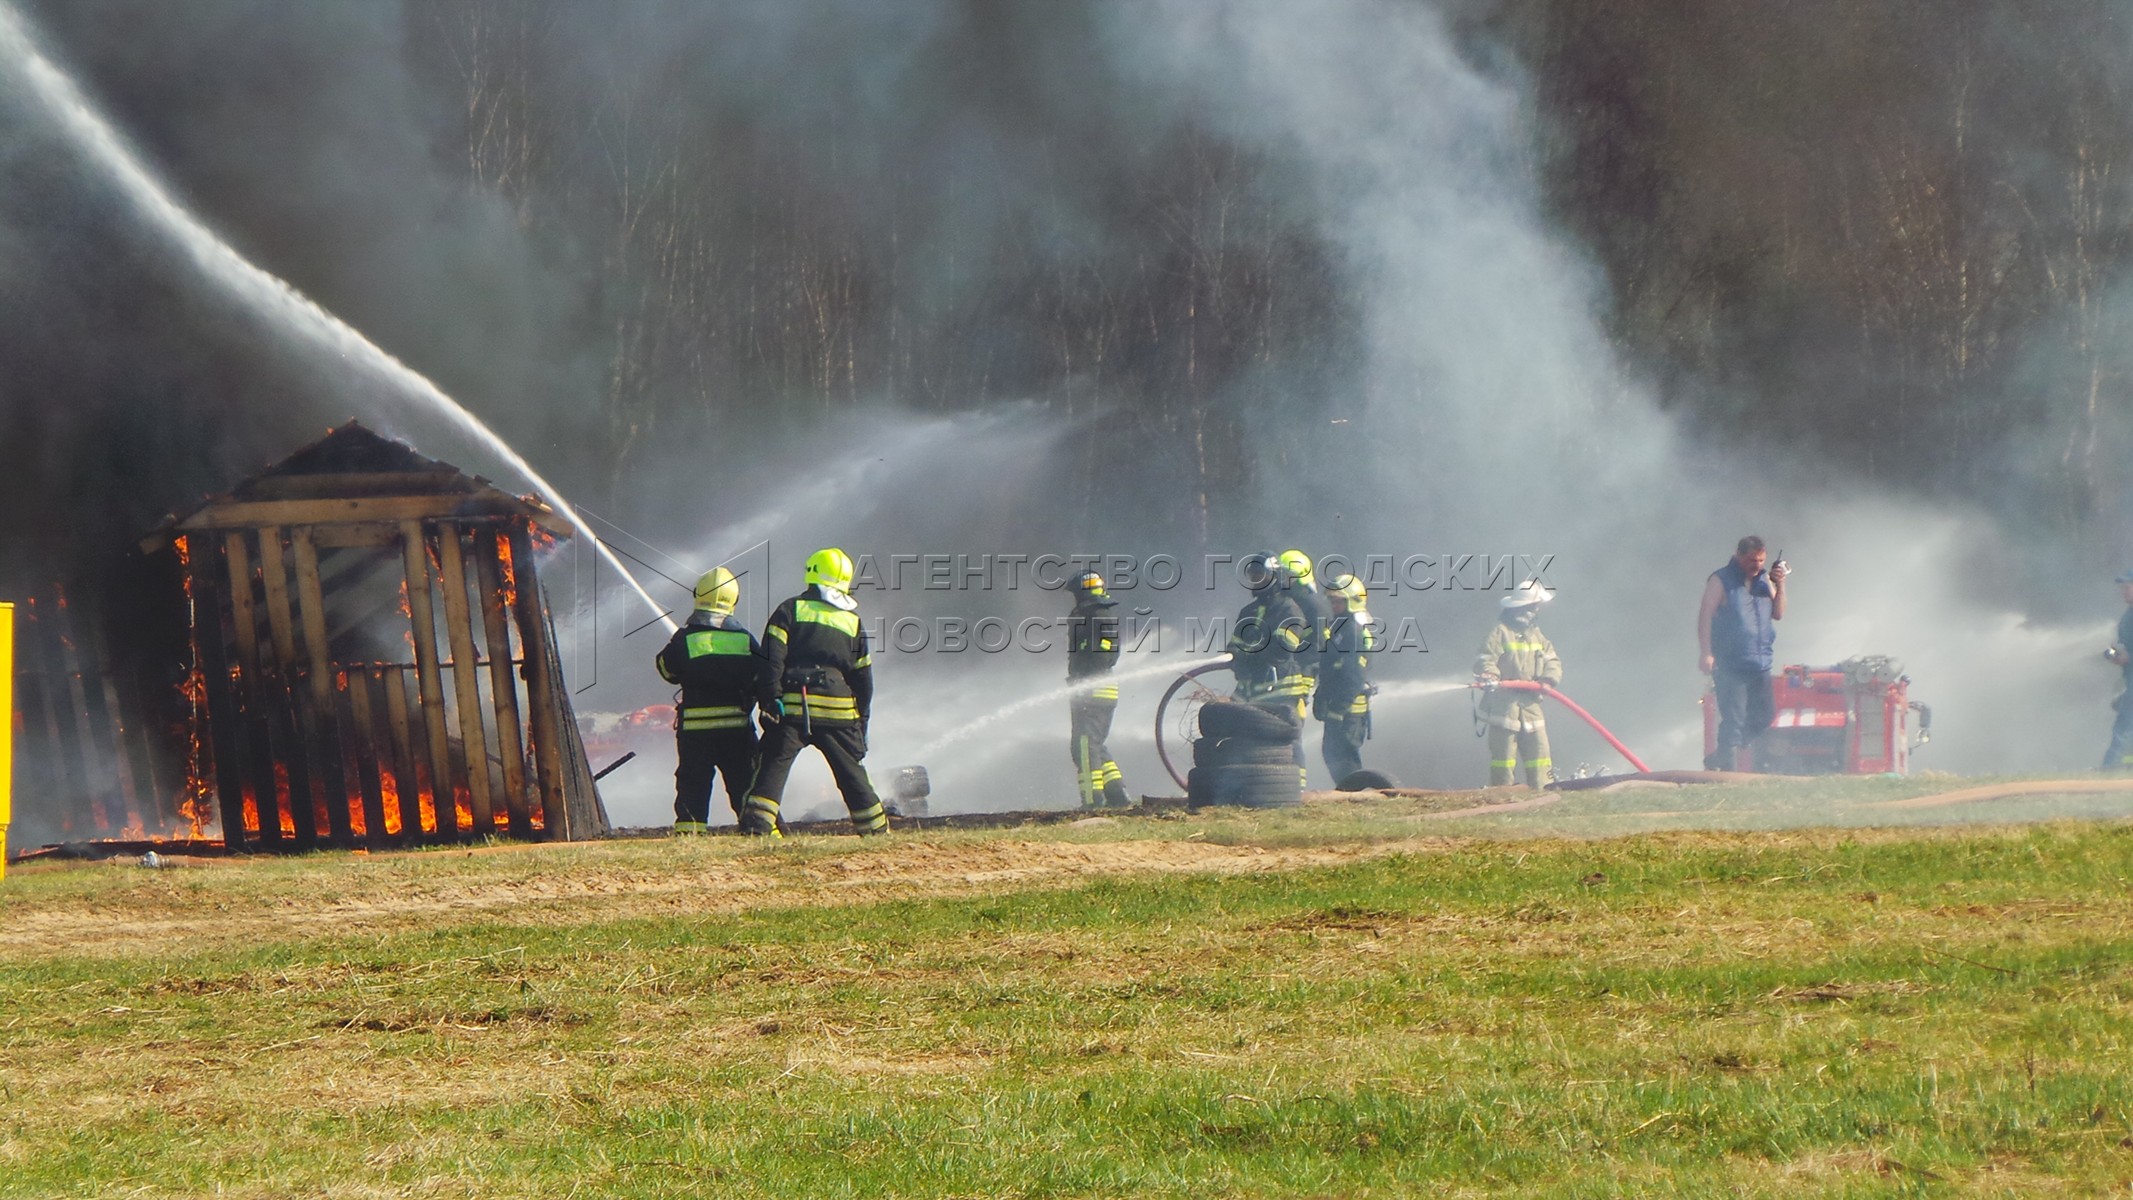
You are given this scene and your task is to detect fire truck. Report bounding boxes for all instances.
[1703,656,1932,775]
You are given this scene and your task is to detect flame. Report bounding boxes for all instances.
[497,533,520,603]
[526,525,557,553]
[171,535,218,841]
[274,762,296,836]
[379,767,404,836]
[241,783,261,835]
[453,785,473,833]
[414,760,439,834]
[398,580,415,652]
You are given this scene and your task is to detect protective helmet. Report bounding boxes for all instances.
[1240,552,1279,591]
[1073,571,1106,597]
[805,547,855,591]
[692,566,740,614]
[1277,549,1314,584]
[1500,578,1554,610]
[1328,573,1366,605]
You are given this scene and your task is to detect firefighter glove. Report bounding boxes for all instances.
[761,696,785,722]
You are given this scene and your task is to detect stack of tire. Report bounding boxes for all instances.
[1187,700,1303,809]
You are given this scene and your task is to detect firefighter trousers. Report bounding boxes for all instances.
[743,719,887,835]
[674,728,757,828]
[2104,687,2133,770]
[1069,692,1124,807]
[1321,713,1368,784]
[1487,723,1552,788]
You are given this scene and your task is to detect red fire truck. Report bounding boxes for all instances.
[1702,656,1932,775]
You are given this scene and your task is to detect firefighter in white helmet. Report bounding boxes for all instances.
[655,566,759,834]
[742,548,887,836]
[1315,573,1377,784]
[1473,579,1561,787]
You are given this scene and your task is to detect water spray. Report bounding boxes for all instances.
[0,2,676,636]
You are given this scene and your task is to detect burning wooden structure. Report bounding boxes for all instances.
[139,423,608,850]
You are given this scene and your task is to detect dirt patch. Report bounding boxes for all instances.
[0,834,1433,960]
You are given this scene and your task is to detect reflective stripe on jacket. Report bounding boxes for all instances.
[1474,620,1560,729]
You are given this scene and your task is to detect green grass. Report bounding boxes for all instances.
[1,787,2131,1197]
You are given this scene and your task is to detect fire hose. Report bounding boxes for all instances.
[1476,680,1650,774]
[1154,661,1233,790]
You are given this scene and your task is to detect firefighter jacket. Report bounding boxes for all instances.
[758,586,873,725]
[1315,608,1376,719]
[655,611,760,732]
[1228,589,1314,703]
[1066,596,1121,681]
[1474,618,1560,731]
[1287,582,1332,680]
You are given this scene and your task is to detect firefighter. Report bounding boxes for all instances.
[655,567,760,834]
[740,548,886,837]
[2102,568,2133,770]
[1474,580,1560,787]
[1228,551,1315,786]
[1316,572,1376,784]
[1065,571,1131,808]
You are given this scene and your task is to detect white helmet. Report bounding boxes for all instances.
[1499,579,1553,610]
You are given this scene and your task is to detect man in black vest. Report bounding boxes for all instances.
[1697,535,1788,771]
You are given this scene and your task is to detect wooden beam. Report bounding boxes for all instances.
[475,532,532,838]
[291,528,354,846]
[178,494,570,538]
[255,528,318,848]
[343,670,388,848]
[239,471,471,501]
[50,594,117,833]
[434,522,495,836]
[400,521,460,839]
[221,533,284,849]
[507,527,567,838]
[309,524,403,550]
[187,544,251,850]
[381,666,428,841]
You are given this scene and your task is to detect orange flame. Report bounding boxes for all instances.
[274,763,296,836]
[379,767,404,836]
[171,535,218,840]
[414,760,439,834]
[453,785,474,833]
[241,783,261,835]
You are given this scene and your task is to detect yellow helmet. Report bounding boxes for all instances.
[1328,573,1366,605]
[805,547,855,591]
[1277,549,1313,584]
[692,566,740,614]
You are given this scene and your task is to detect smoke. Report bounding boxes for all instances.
[4,0,2130,832]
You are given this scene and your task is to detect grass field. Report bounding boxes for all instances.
[2,779,2131,1197]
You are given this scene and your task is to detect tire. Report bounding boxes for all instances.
[1199,763,1303,809]
[1193,736,1298,769]
[1186,766,1216,809]
[1197,700,1302,742]
[1336,769,1400,792]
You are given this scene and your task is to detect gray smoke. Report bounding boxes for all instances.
[3,0,2128,831]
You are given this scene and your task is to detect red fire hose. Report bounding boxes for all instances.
[1480,681,1650,773]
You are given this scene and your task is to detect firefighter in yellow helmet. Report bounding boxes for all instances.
[1473,580,1561,787]
[741,548,886,836]
[1228,551,1315,786]
[1065,571,1131,808]
[655,567,759,834]
[1315,573,1377,784]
